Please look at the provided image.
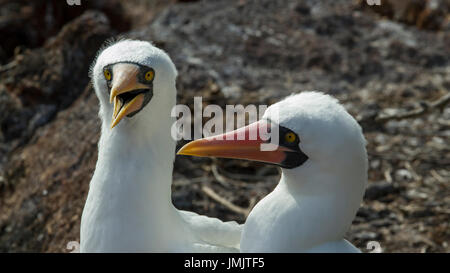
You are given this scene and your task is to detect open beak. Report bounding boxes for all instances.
[177,120,295,167]
[109,63,150,128]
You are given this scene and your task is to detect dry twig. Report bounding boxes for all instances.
[375,93,450,123]
[202,186,251,217]
[211,163,233,188]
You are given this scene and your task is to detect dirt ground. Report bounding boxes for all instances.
[0,0,448,252]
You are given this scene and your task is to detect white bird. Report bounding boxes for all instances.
[178,91,368,252]
[80,39,242,252]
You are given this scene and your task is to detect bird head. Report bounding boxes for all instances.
[178,91,367,189]
[91,40,177,129]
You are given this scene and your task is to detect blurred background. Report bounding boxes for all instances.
[0,0,448,252]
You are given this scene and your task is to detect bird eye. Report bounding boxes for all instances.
[145,70,154,82]
[284,132,297,143]
[104,69,112,81]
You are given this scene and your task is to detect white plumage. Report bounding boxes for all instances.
[178,91,368,252]
[80,40,241,252]
[241,92,367,252]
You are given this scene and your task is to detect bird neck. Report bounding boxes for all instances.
[105,127,173,190]
[278,163,366,246]
[90,114,176,217]
[81,120,179,251]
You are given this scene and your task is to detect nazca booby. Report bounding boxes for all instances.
[80,40,241,252]
[178,92,368,252]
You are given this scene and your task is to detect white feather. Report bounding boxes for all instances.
[81,40,241,252]
[240,91,368,252]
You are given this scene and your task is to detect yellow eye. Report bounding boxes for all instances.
[285,132,297,143]
[145,70,154,82]
[104,69,111,81]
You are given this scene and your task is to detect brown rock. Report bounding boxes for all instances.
[0,10,113,167]
[0,0,448,253]
[0,85,99,252]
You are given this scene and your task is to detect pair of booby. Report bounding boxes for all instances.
[81,40,367,253]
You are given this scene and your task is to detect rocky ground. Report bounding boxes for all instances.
[0,0,448,252]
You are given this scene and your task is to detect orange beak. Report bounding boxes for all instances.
[109,63,149,128]
[177,120,294,166]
